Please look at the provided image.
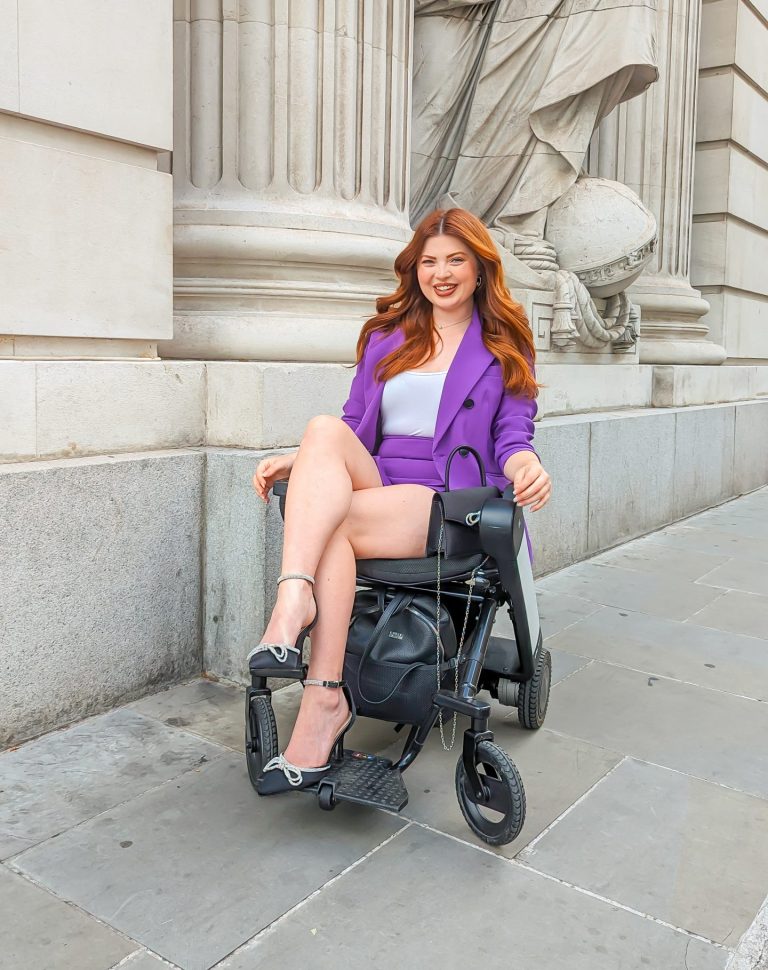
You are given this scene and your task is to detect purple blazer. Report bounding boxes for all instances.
[341,307,538,491]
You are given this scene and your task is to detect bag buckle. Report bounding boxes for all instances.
[465,510,481,527]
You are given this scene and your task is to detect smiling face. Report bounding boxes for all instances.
[416,234,480,319]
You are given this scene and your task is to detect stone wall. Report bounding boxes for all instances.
[0,0,172,359]
[692,0,768,362]
[4,397,767,747]
[0,452,203,748]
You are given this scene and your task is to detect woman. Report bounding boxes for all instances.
[249,208,551,795]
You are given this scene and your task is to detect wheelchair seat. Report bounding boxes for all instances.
[355,552,486,586]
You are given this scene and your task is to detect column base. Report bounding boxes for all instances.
[164,223,408,362]
[631,276,726,365]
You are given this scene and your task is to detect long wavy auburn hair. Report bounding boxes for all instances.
[354,208,538,398]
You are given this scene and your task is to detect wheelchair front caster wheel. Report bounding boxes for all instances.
[517,647,551,730]
[245,694,278,790]
[455,740,526,846]
[318,782,336,811]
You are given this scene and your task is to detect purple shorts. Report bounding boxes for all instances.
[373,436,445,492]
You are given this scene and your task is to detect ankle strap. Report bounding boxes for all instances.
[277,572,315,586]
[303,678,345,689]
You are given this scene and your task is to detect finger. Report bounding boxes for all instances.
[529,485,553,511]
[516,473,549,503]
[513,465,542,499]
[519,481,551,507]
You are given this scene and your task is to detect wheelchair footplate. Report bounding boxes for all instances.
[307,750,409,812]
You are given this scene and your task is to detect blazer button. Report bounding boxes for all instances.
[459,447,469,457]
[463,398,475,409]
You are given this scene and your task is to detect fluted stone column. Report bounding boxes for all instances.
[590,0,725,365]
[165,0,413,362]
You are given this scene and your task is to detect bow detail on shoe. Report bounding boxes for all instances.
[247,643,300,665]
[261,754,329,787]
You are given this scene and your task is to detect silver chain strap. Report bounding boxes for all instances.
[436,506,478,751]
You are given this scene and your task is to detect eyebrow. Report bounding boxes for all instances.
[420,251,467,259]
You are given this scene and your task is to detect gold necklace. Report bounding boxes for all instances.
[434,313,473,331]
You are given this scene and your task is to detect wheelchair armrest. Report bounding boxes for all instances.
[478,497,540,677]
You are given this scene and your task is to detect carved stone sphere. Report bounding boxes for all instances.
[545,177,657,298]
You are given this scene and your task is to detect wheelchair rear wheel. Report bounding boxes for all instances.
[245,694,278,790]
[455,740,526,846]
[517,647,551,730]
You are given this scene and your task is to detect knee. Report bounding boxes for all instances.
[302,414,347,443]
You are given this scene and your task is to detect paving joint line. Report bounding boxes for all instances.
[535,732,768,801]
[207,822,413,968]
[4,745,236,865]
[107,948,182,969]
[682,587,732,621]
[531,651,768,704]
[518,755,628,853]
[4,863,154,964]
[395,817,731,952]
[513,856,732,952]
[543,657,595,691]
[538,601,604,639]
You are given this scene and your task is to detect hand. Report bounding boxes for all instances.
[512,459,551,512]
[252,452,296,503]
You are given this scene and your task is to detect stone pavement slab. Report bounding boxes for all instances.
[544,645,591,684]
[130,677,249,751]
[114,953,181,970]
[131,678,401,758]
[539,561,726,621]
[695,557,768,597]
[13,755,404,970]
[519,759,768,945]
[0,865,136,970]
[649,524,768,562]
[493,587,600,640]
[685,589,768,639]
[687,506,768,540]
[218,824,728,970]
[545,662,768,798]
[378,724,621,857]
[4,486,768,970]
[547,605,768,700]
[112,950,180,970]
[0,707,224,860]
[591,537,730,580]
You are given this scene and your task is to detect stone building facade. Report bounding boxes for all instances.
[1,0,767,745]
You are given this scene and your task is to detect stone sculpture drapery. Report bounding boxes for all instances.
[411,0,659,354]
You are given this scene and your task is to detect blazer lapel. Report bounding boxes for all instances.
[433,306,494,449]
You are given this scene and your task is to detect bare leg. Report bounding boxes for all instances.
[283,483,435,769]
[257,415,382,652]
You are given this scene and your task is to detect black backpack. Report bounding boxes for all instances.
[344,588,458,725]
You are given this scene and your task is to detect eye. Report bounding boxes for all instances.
[450,257,464,264]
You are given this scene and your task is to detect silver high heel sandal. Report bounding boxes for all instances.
[246,573,318,674]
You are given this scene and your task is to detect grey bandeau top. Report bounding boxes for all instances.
[380,369,448,438]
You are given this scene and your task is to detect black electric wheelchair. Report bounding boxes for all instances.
[244,479,551,847]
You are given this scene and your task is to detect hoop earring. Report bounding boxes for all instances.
[476,275,483,289]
